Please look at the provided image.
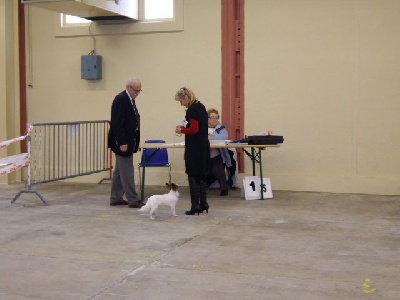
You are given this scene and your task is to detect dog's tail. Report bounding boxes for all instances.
[138,202,151,212]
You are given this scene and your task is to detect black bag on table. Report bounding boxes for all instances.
[247,135,284,145]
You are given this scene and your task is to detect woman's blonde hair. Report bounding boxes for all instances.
[175,86,198,108]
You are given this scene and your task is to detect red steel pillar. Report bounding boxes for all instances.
[221,0,245,171]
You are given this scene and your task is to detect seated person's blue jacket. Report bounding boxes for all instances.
[209,123,232,168]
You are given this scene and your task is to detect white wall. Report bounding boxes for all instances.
[246,0,400,194]
[0,0,19,184]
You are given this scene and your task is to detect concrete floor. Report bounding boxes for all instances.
[0,182,399,300]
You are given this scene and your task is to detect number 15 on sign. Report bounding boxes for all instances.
[242,176,273,200]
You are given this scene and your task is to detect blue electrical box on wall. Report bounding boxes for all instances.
[81,55,102,80]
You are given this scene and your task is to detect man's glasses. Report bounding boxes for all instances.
[209,116,219,120]
[130,86,142,93]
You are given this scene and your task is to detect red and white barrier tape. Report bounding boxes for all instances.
[0,153,30,176]
[0,125,32,149]
[0,125,32,176]
[0,135,27,149]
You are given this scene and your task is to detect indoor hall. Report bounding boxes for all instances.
[1,0,399,299]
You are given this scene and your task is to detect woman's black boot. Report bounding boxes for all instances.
[199,176,209,213]
[185,206,201,215]
[200,203,209,213]
[186,176,201,215]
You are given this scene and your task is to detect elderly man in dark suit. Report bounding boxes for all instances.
[108,77,144,208]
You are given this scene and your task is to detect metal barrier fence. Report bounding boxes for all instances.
[12,120,112,205]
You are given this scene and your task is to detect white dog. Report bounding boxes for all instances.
[139,183,180,220]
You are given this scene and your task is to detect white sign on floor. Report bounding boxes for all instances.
[242,176,273,200]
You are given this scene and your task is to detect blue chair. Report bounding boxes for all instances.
[138,140,171,200]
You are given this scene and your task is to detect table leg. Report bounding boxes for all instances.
[251,148,256,176]
[141,164,146,201]
[236,146,268,200]
[139,148,161,201]
[242,148,257,176]
[258,148,264,200]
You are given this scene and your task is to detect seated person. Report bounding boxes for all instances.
[207,108,232,196]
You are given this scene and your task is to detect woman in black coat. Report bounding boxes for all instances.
[175,87,210,215]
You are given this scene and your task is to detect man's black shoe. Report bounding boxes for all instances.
[220,189,229,196]
[129,201,145,208]
[110,199,129,206]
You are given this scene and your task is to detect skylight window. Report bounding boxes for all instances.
[144,0,174,20]
[65,15,91,24]
[63,0,174,25]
